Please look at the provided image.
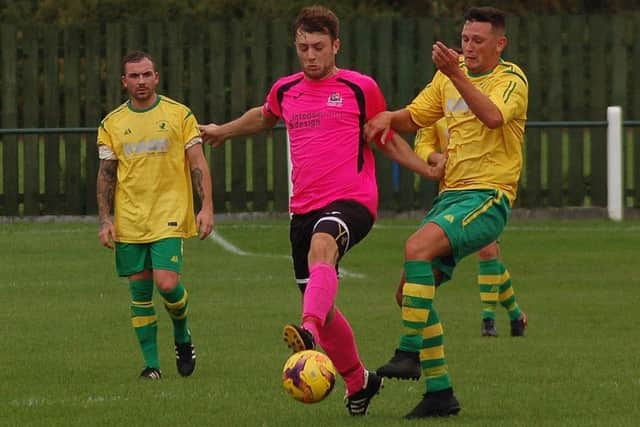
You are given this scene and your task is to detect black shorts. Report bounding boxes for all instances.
[290,199,374,292]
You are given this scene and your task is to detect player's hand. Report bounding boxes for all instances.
[198,123,226,148]
[98,220,116,250]
[419,152,447,181]
[196,209,214,240]
[364,111,393,144]
[432,41,460,77]
[429,152,447,180]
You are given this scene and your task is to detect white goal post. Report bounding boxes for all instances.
[607,106,623,221]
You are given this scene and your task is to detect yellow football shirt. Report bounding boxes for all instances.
[97,95,201,243]
[414,118,448,162]
[414,118,449,193]
[407,59,528,204]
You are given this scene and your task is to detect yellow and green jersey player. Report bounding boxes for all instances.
[409,120,526,337]
[96,51,214,380]
[365,6,528,419]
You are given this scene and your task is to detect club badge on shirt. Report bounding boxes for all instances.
[327,92,343,107]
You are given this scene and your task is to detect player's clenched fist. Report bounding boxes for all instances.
[198,123,226,148]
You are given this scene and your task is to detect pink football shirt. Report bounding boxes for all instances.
[263,69,389,218]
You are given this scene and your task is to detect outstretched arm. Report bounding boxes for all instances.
[375,134,445,181]
[96,159,117,249]
[186,142,214,239]
[364,109,419,144]
[198,106,279,148]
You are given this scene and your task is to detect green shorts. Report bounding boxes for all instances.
[420,189,511,283]
[115,238,184,277]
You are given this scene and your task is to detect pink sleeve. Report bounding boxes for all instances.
[365,79,395,143]
[261,83,281,119]
[364,80,387,120]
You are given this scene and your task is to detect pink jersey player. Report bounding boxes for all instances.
[198,6,442,417]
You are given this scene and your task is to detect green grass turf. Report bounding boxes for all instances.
[1,218,639,426]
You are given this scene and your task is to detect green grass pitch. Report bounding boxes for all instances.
[1,218,639,426]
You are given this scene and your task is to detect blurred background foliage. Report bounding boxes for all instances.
[0,0,635,23]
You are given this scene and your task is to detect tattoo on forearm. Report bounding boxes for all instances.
[97,160,117,224]
[191,167,205,200]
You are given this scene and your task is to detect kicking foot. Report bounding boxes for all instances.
[283,324,315,352]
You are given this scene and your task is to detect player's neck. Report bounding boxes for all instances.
[467,58,500,76]
[307,66,339,82]
[325,66,339,79]
[129,93,159,111]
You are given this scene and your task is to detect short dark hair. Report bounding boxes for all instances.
[292,5,339,41]
[121,51,156,75]
[464,6,506,33]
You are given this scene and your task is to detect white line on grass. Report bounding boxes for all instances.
[10,392,176,408]
[10,395,125,408]
[337,269,365,279]
[208,231,365,279]
[0,227,93,235]
[208,231,249,255]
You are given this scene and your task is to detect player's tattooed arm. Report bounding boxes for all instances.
[97,159,118,249]
[190,165,205,202]
[186,142,214,239]
[97,159,117,226]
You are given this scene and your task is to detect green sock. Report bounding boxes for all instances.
[421,307,452,392]
[129,279,159,369]
[159,282,190,344]
[478,259,500,320]
[399,260,435,352]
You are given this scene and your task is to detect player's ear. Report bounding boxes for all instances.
[497,36,507,55]
[121,75,127,89]
[333,38,340,55]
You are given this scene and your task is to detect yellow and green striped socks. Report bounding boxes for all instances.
[421,307,451,392]
[398,260,452,392]
[478,259,521,321]
[399,260,436,352]
[129,279,159,368]
[159,283,190,344]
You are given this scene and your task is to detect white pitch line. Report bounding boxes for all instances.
[208,231,249,255]
[9,391,177,408]
[339,268,365,279]
[209,231,366,279]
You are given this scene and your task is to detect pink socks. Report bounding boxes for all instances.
[301,262,365,395]
[301,263,338,337]
[318,308,365,395]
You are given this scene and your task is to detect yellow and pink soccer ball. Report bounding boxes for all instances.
[282,350,336,403]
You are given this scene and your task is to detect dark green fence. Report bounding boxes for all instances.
[1,121,639,216]
[1,15,640,215]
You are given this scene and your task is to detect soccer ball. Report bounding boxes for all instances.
[282,350,336,403]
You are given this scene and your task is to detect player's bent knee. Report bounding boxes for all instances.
[309,232,340,264]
